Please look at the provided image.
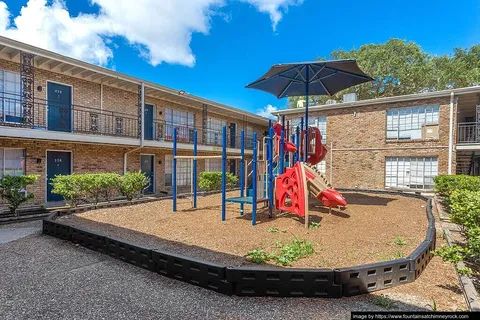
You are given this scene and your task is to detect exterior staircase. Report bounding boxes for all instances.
[456,152,475,175]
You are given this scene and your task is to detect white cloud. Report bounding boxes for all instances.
[0,0,302,67]
[257,104,278,119]
[240,0,303,31]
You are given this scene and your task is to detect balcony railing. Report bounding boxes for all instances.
[0,94,139,138]
[148,119,256,150]
[457,122,478,144]
[0,94,258,150]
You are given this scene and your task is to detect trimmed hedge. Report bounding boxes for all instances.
[433,175,480,273]
[51,171,148,206]
[199,172,238,191]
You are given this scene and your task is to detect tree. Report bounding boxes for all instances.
[0,175,39,214]
[288,39,480,108]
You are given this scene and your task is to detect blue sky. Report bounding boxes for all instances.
[1,0,480,117]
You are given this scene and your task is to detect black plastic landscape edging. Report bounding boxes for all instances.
[42,189,436,298]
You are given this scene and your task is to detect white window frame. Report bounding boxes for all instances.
[0,70,22,124]
[0,148,26,177]
[385,156,438,190]
[290,116,327,144]
[165,155,192,187]
[206,117,226,146]
[386,105,440,140]
[164,108,195,142]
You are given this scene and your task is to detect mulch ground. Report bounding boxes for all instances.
[59,191,467,311]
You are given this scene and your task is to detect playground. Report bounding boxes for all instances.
[63,190,427,269]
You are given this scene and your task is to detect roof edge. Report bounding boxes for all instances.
[273,86,480,116]
[0,36,269,125]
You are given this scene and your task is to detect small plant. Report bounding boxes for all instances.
[51,174,88,206]
[457,266,473,276]
[273,238,315,266]
[426,299,438,311]
[120,171,149,202]
[268,227,280,233]
[308,221,321,229]
[393,236,407,246]
[245,249,271,264]
[371,295,396,310]
[199,172,238,191]
[0,174,39,214]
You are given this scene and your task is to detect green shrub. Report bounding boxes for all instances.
[100,173,122,201]
[448,190,480,229]
[273,238,315,266]
[51,174,88,207]
[120,171,149,202]
[434,175,480,205]
[199,171,238,191]
[0,174,39,214]
[245,249,272,264]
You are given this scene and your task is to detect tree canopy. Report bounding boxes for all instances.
[288,39,480,108]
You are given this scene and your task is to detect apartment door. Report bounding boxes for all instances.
[144,104,154,140]
[141,155,154,193]
[47,82,72,132]
[229,123,236,148]
[46,151,72,202]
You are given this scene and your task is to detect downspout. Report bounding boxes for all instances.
[448,91,454,175]
[124,82,145,174]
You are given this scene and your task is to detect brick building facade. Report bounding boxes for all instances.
[0,36,269,207]
[276,87,480,191]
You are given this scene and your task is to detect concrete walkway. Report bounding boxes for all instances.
[0,220,42,244]
[0,222,428,320]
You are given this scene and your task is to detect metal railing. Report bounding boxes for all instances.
[0,94,139,138]
[457,122,478,143]
[0,93,259,149]
[148,119,256,149]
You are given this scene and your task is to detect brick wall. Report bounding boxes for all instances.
[284,97,453,189]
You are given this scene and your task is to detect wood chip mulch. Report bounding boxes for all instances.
[59,191,467,311]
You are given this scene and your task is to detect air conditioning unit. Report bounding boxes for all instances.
[296,100,306,108]
[343,93,357,102]
[422,124,439,140]
[326,100,337,105]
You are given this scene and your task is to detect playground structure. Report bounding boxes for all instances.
[171,115,346,227]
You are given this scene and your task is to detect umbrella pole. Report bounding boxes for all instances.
[304,67,309,162]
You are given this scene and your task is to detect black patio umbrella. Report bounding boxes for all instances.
[246,59,373,161]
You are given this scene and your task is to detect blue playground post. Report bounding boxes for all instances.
[279,129,285,174]
[304,67,309,164]
[239,130,245,216]
[172,127,177,212]
[300,117,304,162]
[267,125,274,218]
[295,126,300,164]
[221,125,227,221]
[252,132,258,226]
[193,130,197,208]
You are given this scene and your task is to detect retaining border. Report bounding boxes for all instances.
[43,189,436,298]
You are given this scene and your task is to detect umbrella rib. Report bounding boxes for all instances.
[310,71,338,83]
[309,64,326,82]
[324,66,374,81]
[277,80,294,98]
[278,75,304,83]
[318,80,331,96]
[294,65,307,82]
[245,64,301,87]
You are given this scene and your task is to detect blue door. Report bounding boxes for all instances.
[144,104,154,140]
[141,155,154,193]
[47,151,72,202]
[47,82,72,132]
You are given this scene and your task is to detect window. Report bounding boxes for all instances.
[316,160,326,174]
[164,108,195,143]
[0,148,25,177]
[244,126,257,149]
[386,105,439,140]
[290,116,327,144]
[385,157,438,189]
[206,117,226,146]
[0,70,22,123]
[165,155,192,187]
[205,159,222,172]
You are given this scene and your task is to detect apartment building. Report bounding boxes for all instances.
[0,36,269,205]
[275,86,480,190]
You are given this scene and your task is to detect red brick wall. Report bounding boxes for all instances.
[284,97,454,189]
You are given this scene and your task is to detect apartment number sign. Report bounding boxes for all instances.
[54,89,63,95]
